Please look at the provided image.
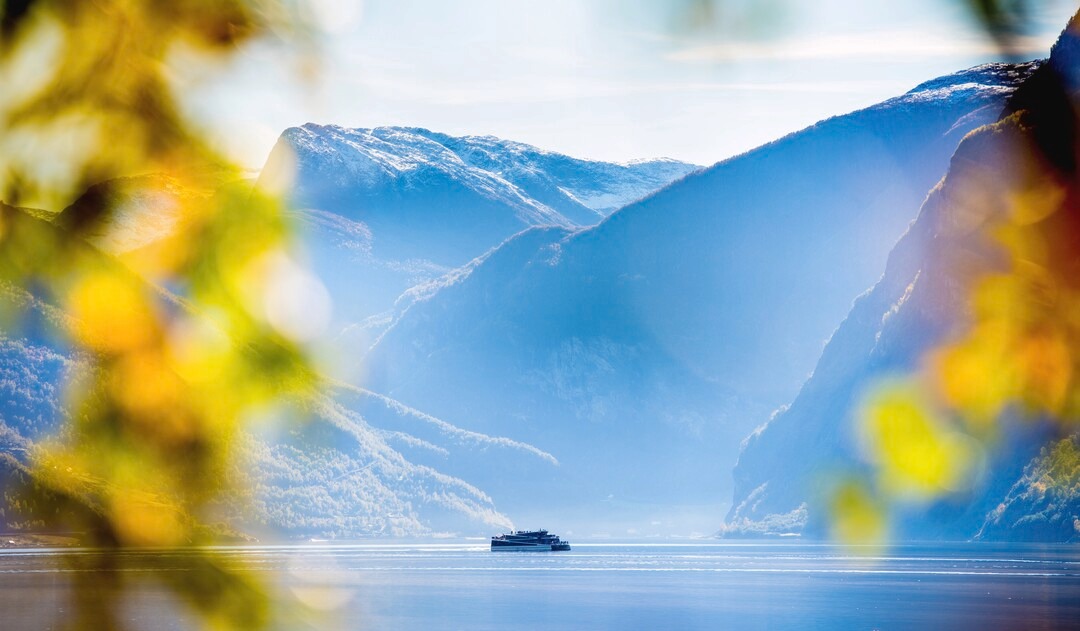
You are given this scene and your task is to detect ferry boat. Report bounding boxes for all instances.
[490,529,571,551]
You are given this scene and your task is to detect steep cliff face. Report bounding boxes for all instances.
[727,14,1080,541]
[726,123,1031,538]
[977,435,1080,542]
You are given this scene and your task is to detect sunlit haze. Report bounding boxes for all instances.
[181,0,1077,168]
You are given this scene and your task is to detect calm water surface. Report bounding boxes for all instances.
[2,542,1079,629]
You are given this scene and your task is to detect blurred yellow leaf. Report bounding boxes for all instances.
[1006,176,1066,226]
[859,381,976,497]
[929,329,1014,427]
[110,496,187,547]
[66,270,160,354]
[0,1,323,627]
[828,479,887,547]
[1016,328,1073,414]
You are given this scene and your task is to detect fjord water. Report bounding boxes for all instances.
[3,543,1079,630]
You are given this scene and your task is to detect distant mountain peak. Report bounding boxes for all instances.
[252,123,700,339]
[271,123,701,225]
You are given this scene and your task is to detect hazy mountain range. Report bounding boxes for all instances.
[260,125,700,336]
[1,27,1075,539]
[353,62,1039,532]
[0,135,698,538]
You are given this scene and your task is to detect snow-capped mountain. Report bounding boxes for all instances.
[359,62,1041,532]
[726,18,1080,541]
[257,125,700,334]
[265,124,699,230]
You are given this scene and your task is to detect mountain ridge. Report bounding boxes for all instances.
[725,15,1080,541]
[255,125,700,340]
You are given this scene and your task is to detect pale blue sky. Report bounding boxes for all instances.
[180,0,1077,168]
